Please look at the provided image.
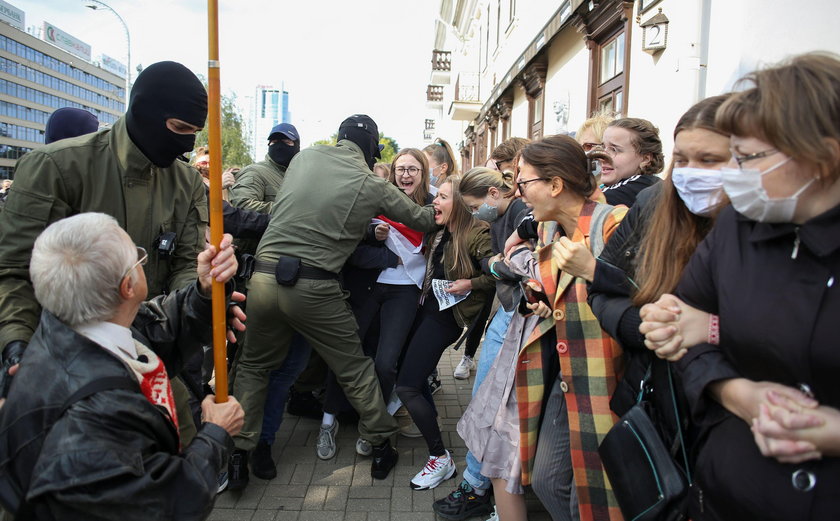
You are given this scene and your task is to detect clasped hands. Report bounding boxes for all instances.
[639,293,840,464]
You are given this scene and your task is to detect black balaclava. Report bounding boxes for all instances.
[45,108,99,144]
[125,61,208,167]
[338,114,381,169]
[268,139,300,168]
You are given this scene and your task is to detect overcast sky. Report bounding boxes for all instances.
[11,0,438,148]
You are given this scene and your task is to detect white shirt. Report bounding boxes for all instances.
[75,321,138,365]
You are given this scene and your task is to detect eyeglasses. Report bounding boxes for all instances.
[395,166,422,176]
[122,246,148,280]
[731,148,779,168]
[515,178,547,193]
[581,142,602,152]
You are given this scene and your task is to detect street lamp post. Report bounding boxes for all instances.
[84,0,131,95]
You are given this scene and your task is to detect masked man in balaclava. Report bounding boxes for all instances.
[230,123,301,215]
[227,114,437,489]
[0,61,211,445]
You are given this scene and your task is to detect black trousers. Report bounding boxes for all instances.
[395,298,462,456]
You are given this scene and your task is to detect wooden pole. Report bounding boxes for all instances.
[207,0,227,402]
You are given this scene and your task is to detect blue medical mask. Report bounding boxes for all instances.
[429,167,439,187]
[472,202,500,223]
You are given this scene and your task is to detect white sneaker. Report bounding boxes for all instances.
[410,450,457,490]
[355,437,372,457]
[453,355,475,379]
[485,505,498,521]
[316,421,338,460]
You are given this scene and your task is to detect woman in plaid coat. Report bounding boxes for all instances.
[513,135,628,521]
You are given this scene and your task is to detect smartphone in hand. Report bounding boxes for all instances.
[520,279,550,306]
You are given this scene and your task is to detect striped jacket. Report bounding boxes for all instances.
[515,199,627,521]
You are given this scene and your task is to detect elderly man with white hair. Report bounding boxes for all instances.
[0,213,243,521]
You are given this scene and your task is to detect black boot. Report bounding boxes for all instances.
[251,441,277,480]
[227,449,250,491]
[371,439,399,479]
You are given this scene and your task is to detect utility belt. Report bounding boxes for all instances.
[254,257,339,286]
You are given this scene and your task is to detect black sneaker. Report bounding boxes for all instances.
[227,449,250,491]
[287,388,324,419]
[370,440,399,480]
[433,479,494,520]
[251,441,277,480]
[428,374,443,395]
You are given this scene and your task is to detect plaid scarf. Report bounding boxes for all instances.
[515,200,627,521]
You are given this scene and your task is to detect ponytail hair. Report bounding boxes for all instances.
[459,167,517,200]
[423,138,460,182]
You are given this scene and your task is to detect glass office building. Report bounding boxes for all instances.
[252,84,291,160]
[0,19,125,179]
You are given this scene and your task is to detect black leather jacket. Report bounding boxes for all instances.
[0,282,232,521]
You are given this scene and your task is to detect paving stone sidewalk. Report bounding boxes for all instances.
[211,347,550,521]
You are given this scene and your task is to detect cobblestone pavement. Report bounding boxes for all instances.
[211,346,551,521]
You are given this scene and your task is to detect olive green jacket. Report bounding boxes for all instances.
[0,117,208,348]
[228,155,286,214]
[431,221,495,328]
[256,140,437,274]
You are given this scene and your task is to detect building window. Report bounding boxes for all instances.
[475,126,487,167]
[528,93,544,140]
[519,58,547,141]
[596,31,626,114]
[577,0,633,116]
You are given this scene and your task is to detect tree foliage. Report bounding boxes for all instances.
[195,92,253,169]
[378,133,399,164]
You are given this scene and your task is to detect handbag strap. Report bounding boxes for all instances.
[636,360,692,484]
[667,362,692,483]
[635,363,654,405]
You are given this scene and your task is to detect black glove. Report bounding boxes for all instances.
[0,340,26,398]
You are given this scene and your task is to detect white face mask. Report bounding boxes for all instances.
[720,157,815,223]
[671,167,724,217]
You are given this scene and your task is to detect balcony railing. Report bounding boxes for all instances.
[427,85,444,102]
[431,50,452,72]
[454,73,480,102]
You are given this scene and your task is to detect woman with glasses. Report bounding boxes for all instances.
[640,53,840,521]
[576,111,614,153]
[599,118,664,207]
[395,177,494,491]
[510,135,627,520]
[584,95,733,518]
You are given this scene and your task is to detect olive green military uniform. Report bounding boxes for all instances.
[232,140,437,450]
[228,155,287,214]
[0,117,208,442]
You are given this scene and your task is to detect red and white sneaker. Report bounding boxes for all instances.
[410,450,457,490]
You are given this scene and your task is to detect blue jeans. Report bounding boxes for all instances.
[258,333,311,445]
[463,308,514,491]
